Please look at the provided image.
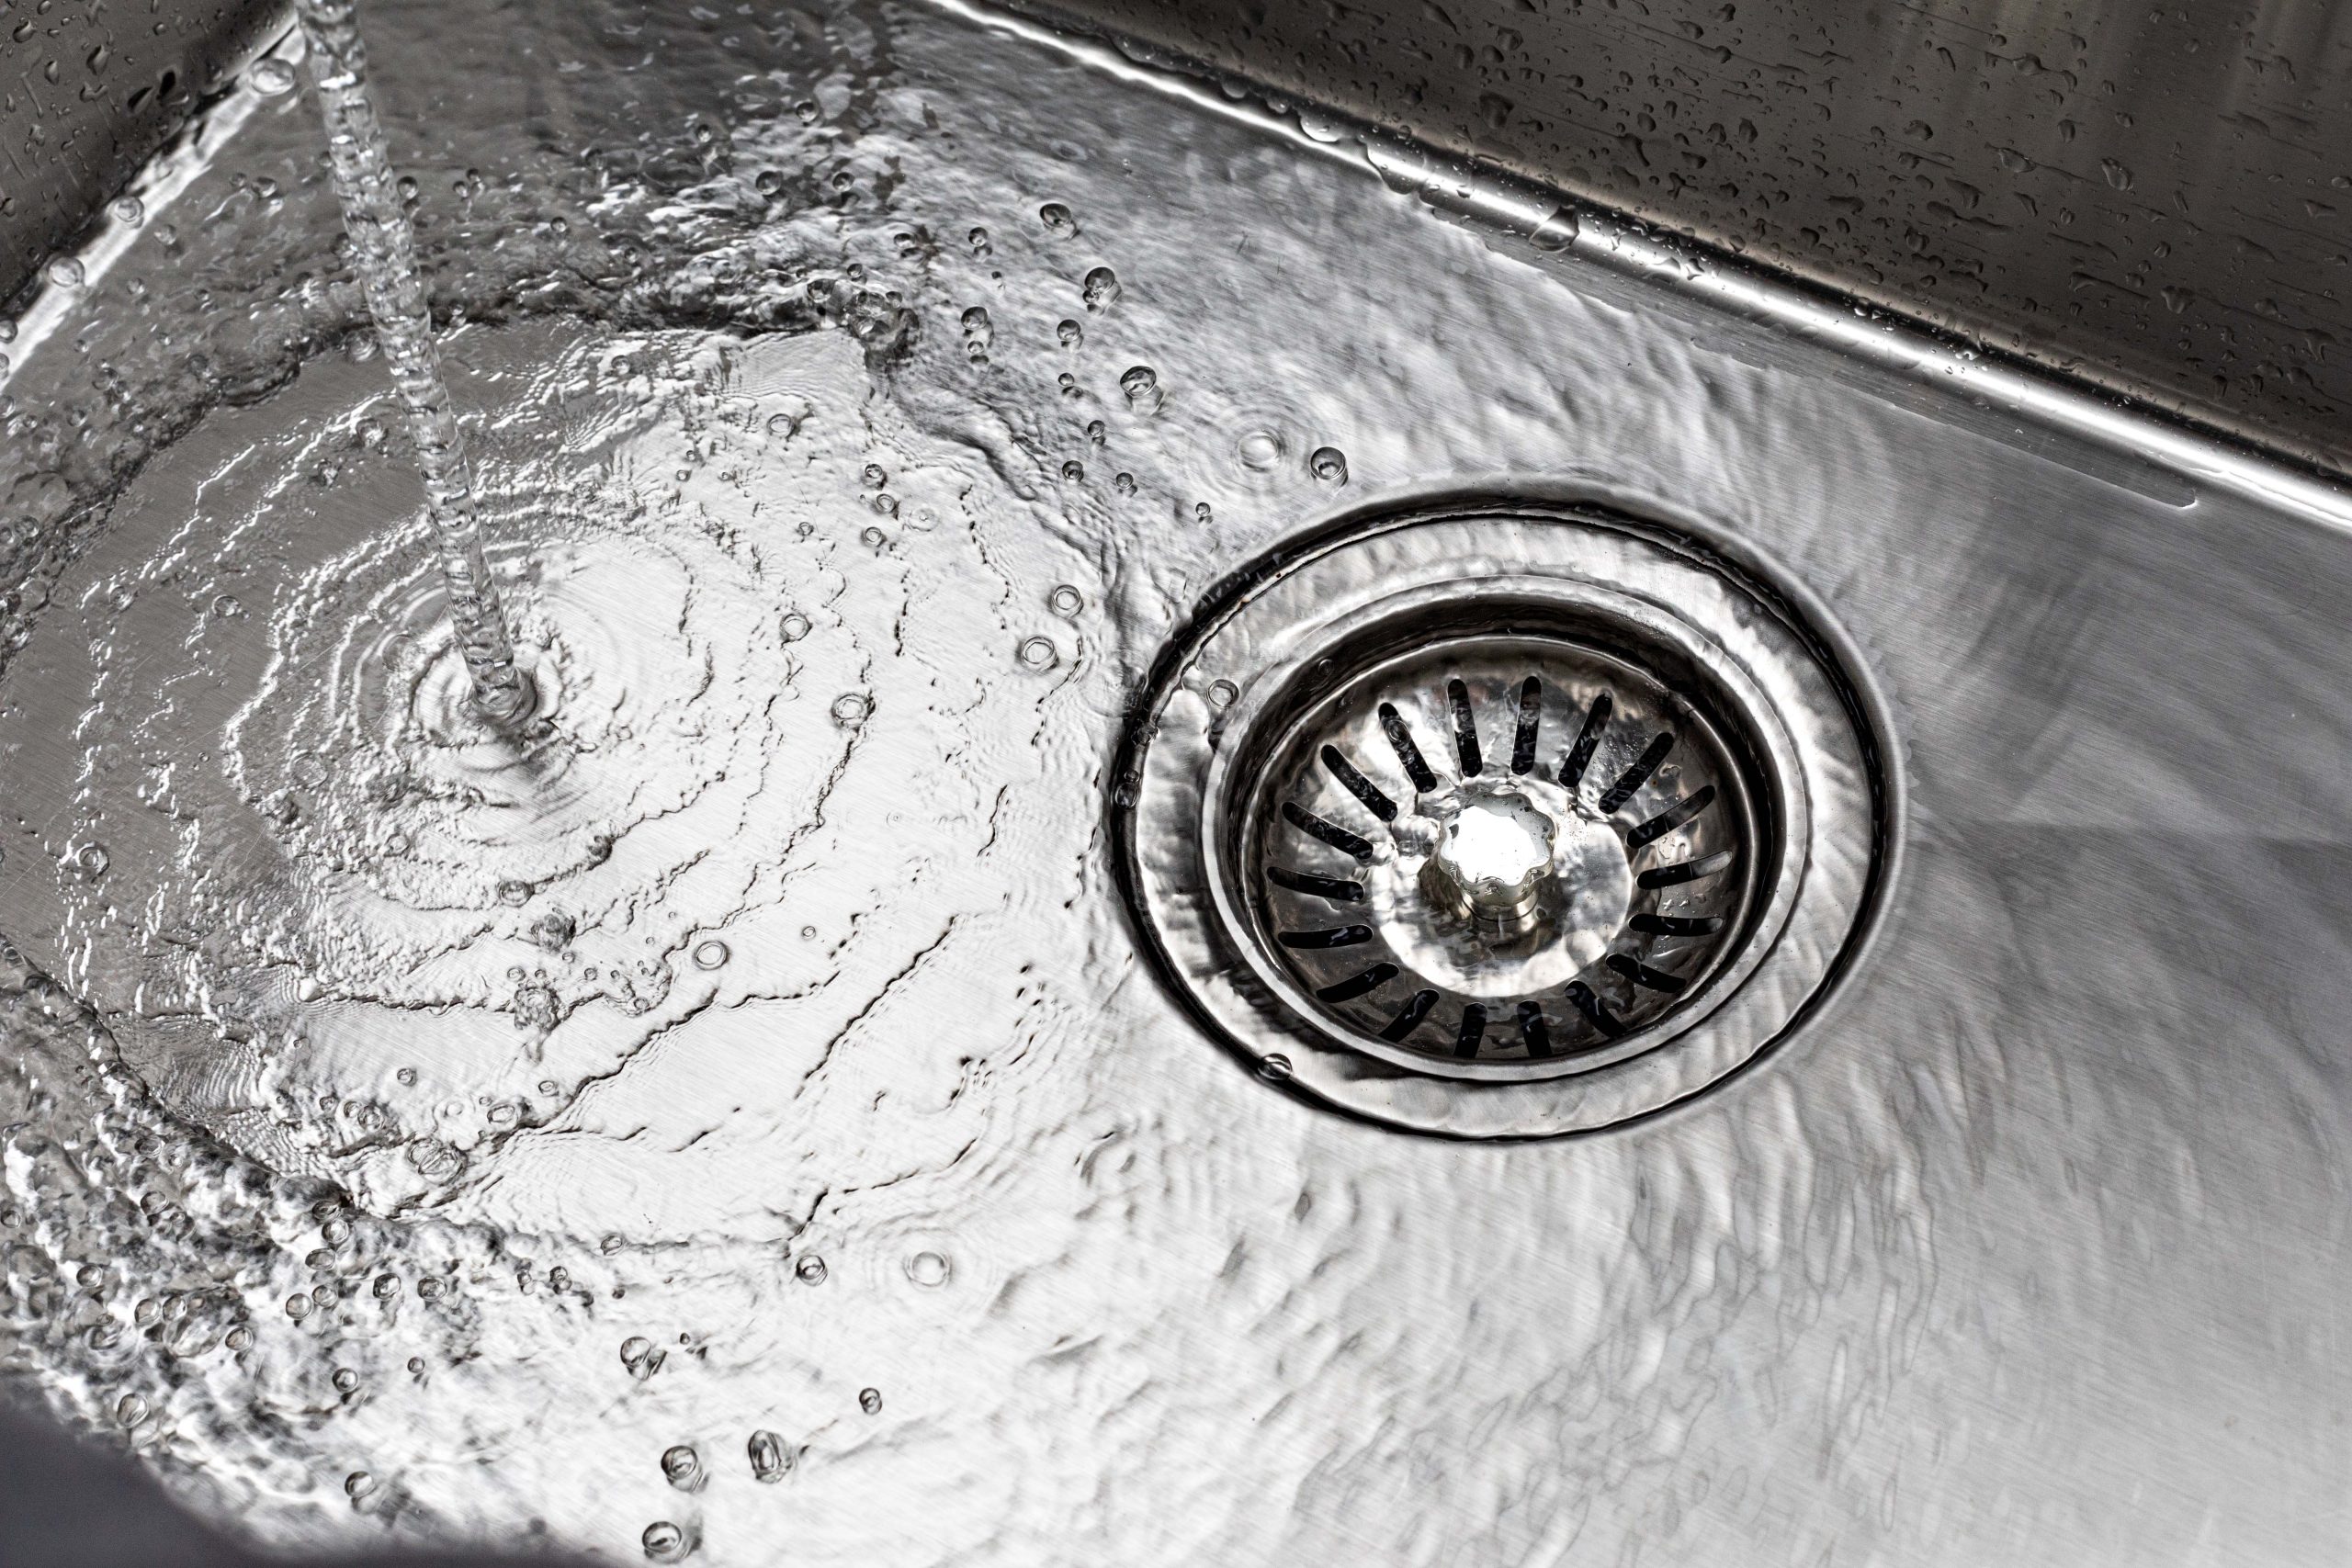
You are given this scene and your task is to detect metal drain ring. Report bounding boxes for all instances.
[1114,497,1894,1137]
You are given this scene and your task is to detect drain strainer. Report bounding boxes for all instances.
[1114,497,1893,1137]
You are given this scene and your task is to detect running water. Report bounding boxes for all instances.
[291,0,532,725]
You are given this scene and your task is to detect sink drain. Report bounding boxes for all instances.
[1114,497,1894,1137]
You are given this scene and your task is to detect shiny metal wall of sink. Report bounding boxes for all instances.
[0,2,2345,1564]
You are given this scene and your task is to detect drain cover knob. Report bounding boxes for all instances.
[1419,784,1556,941]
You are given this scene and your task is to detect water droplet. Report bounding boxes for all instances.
[1310,446,1350,485]
[409,1133,463,1184]
[74,841,110,879]
[747,1429,793,1483]
[373,1274,401,1298]
[1194,501,1214,525]
[860,462,887,490]
[116,1393,149,1426]
[873,492,899,516]
[1237,429,1285,472]
[1038,201,1077,236]
[780,611,811,642]
[497,879,531,906]
[660,1444,703,1491]
[2100,158,2133,190]
[861,525,888,550]
[905,1250,951,1287]
[332,1367,360,1393]
[1060,460,1084,482]
[690,939,729,971]
[210,592,243,619]
[249,57,298,96]
[395,1067,418,1087]
[1119,365,1162,414]
[829,693,870,729]
[1084,419,1106,446]
[1259,1054,1295,1081]
[1080,266,1121,311]
[1057,373,1080,397]
[1113,471,1137,495]
[1047,584,1083,617]
[110,195,145,226]
[1207,679,1239,708]
[858,1387,884,1415]
[621,1336,665,1380]
[794,1252,829,1285]
[345,1471,377,1500]
[285,1293,312,1320]
[641,1520,691,1562]
[1530,206,1580,251]
[966,226,991,254]
[44,255,85,290]
[1057,318,1082,347]
[794,98,820,122]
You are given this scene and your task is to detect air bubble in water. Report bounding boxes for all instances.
[1038,202,1077,236]
[873,492,899,516]
[690,939,729,971]
[1084,419,1106,446]
[621,1337,665,1380]
[861,462,887,489]
[1207,679,1239,708]
[960,305,992,360]
[116,1393,149,1427]
[44,256,85,290]
[862,525,888,550]
[780,611,811,642]
[1080,266,1120,310]
[747,1430,792,1483]
[1017,636,1059,671]
[905,1251,951,1288]
[967,226,990,254]
[1237,429,1284,471]
[1195,501,1214,524]
[111,195,146,226]
[249,56,298,96]
[1047,584,1083,617]
[209,592,243,620]
[1310,446,1350,484]
[858,1387,884,1415]
[829,694,870,728]
[1057,373,1079,397]
[1259,1054,1295,1081]
[75,841,110,879]
[1056,318,1082,347]
[660,1444,704,1492]
[345,1472,377,1500]
[1060,460,1083,482]
[1114,472,1136,494]
[641,1520,691,1562]
[1119,365,1161,413]
[794,1253,829,1285]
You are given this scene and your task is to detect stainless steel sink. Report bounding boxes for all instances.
[0,2,2345,1564]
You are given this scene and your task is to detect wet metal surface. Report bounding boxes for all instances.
[0,1,2346,1563]
[1011,0,2352,477]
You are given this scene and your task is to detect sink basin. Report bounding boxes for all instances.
[0,1,2345,1563]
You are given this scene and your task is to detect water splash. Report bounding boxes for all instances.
[294,0,531,725]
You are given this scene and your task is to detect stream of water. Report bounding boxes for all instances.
[292,0,533,725]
